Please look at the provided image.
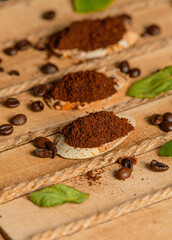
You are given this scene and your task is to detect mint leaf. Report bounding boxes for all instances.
[159,140,172,157]
[127,66,172,98]
[73,0,114,13]
[29,184,89,207]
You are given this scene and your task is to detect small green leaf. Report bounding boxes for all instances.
[73,0,114,13]
[159,140,172,157]
[127,66,172,98]
[29,184,89,207]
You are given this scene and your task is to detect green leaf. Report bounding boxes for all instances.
[159,140,172,157]
[29,184,89,207]
[73,0,114,13]
[127,66,172,98]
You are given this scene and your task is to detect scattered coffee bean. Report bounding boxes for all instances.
[35,40,47,51]
[15,39,31,50]
[46,142,57,158]
[42,10,56,20]
[163,112,172,122]
[33,84,47,97]
[4,47,17,56]
[34,148,52,158]
[31,100,44,111]
[160,121,172,132]
[115,167,132,180]
[11,114,27,126]
[150,114,163,125]
[0,67,4,72]
[34,137,51,148]
[5,98,20,108]
[0,124,13,135]
[122,159,133,171]
[146,24,161,36]
[8,70,20,76]
[118,156,137,165]
[129,68,141,78]
[118,61,130,73]
[150,160,169,172]
[41,63,58,74]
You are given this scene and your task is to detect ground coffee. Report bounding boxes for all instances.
[48,71,117,103]
[61,111,134,148]
[50,16,127,52]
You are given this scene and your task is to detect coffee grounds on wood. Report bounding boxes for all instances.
[61,111,134,148]
[48,71,117,103]
[50,16,127,52]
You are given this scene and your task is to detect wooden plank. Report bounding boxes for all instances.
[0,149,171,240]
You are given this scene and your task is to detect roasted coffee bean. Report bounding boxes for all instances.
[129,68,141,78]
[0,67,4,72]
[119,14,131,25]
[34,148,52,158]
[4,47,17,56]
[35,40,47,51]
[0,124,13,135]
[41,63,58,74]
[146,25,161,36]
[8,70,20,76]
[118,61,130,73]
[118,156,137,165]
[150,114,163,125]
[122,159,133,171]
[115,167,132,180]
[163,112,172,122]
[5,98,20,108]
[11,114,27,126]
[42,10,56,20]
[33,84,47,97]
[15,39,31,50]
[150,160,169,172]
[46,142,57,158]
[160,121,172,132]
[31,100,44,111]
[34,137,51,148]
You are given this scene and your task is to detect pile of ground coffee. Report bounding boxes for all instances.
[48,71,117,103]
[50,16,127,51]
[61,111,134,148]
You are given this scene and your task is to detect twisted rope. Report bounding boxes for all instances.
[0,132,171,205]
[31,186,172,240]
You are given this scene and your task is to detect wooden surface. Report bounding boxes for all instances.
[0,0,172,239]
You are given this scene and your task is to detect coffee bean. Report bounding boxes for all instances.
[0,124,13,135]
[118,61,130,73]
[119,14,131,25]
[42,10,56,20]
[122,159,133,171]
[4,47,17,56]
[5,98,20,108]
[11,114,27,126]
[118,156,137,165]
[46,142,57,158]
[150,114,163,125]
[8,70,20,76]
[0,67,4,72]
[31,100,44,111]
[34,148,52,158]
[35,40,47,51]
[34,137,51,148]
[150,160,169,172]
[15,39,31,50]
[33,84,47,97]
[160,121,172,132]
[129,68,141,78]
[163,112,172,122]
[146,25,161,36]
[115,167,132,180]
[41,63,58,74]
